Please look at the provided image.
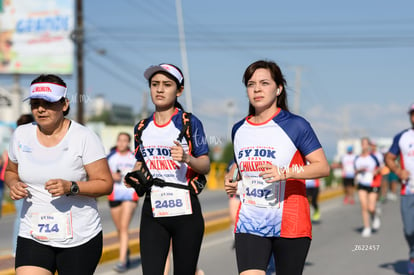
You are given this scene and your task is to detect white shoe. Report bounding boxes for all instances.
[376,206,382,216]
[362,227,371,237]
[387,193,398,201]
[372,216,381,230]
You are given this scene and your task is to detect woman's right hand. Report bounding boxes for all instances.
[224,175,238,196]
[224,163,239,196]
[124,174,139,188]
[9,181,29,200]
[397,169,410,182]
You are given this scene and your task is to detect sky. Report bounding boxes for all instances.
[1,0,414,159]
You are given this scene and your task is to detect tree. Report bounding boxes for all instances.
[87,110,112,124]
[219,142,234,164]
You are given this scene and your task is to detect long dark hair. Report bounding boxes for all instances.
[31,74,70,116]
[242,60,288,116]
[147,64,185,111]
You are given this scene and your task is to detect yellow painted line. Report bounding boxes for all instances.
[0,203,15,216]
[318,187,344,202]
[0,269,14,275]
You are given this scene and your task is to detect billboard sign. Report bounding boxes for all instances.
[0,0,74,74]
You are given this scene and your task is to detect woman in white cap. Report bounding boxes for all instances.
[127,63,210,275]
[5,74,113,275]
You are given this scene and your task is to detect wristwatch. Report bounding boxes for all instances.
[70,181,80,195]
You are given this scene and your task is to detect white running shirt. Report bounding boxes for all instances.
[8,121,106,247]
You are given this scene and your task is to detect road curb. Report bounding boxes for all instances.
[318,186,344,203]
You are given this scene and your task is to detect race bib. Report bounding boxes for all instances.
[406,179,414,194]
[241,175,280,208]
[30,212,73,242]
[151,188,192,217]
[357,171,374,184]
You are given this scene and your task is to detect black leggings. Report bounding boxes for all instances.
[306,187,319,211]
[15,231,102,275]
[140,195,204,275]
[235,233,311,275]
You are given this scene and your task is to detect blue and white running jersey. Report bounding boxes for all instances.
[388,128,414,195]
[107,150,137,201]
[134,108,209,190]
[232,108,322,239]
[354,154,379,187]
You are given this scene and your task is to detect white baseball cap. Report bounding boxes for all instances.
[144,63,184,85]
[23,82,67,102]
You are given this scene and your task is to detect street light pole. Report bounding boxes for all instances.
[176,0,192,112]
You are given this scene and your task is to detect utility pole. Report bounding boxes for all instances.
[141,91,149,120]
[176,0,192,112]
[293,66,302,114]
[75,0,84,124]
[13,73,22,117]
[226,100,236,141]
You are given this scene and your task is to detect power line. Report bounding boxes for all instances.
[83,42,146,93]
[84,53,142,95]
[83,19,152,74]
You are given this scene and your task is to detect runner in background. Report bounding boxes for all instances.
[387,171,400,201]
[354,137,381,238]
[370,141,386,205]
[306,177,321,223]
[379,164,391,202]
[340,146,357,205]
[385,103,414,275]
[107,132,138,273]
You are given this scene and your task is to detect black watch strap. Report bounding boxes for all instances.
[70,181,80,195]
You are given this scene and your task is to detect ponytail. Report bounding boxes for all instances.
[174,99,184,111]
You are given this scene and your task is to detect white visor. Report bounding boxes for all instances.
[23,82,67,102]
[144,64,183,84]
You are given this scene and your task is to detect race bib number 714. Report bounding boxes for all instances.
[30,212,73,242]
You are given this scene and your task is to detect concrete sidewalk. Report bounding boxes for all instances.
[0,187,343,275]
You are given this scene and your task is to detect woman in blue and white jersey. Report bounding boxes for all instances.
[225,60,330,275]
[128,63,210,275]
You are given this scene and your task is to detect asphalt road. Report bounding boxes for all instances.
[96,196,410,275]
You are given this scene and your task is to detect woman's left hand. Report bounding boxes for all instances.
[45,179,71,197]
[171,141,190,165]
[258,163,285,182]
